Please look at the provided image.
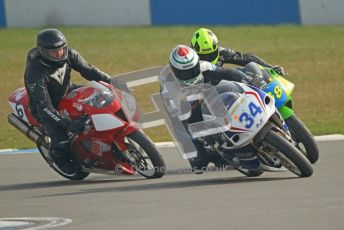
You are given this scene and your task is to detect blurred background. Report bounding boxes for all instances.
[1,0,343,149]
[1,0,344,27]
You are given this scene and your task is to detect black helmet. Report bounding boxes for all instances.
[37,28,68,67]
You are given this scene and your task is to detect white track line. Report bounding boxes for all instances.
[0,135,343,154]
[156,135,344,147]
[314,134,344,141]
[0,217,72,230]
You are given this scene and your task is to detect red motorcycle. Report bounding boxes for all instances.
[7,80,165,180]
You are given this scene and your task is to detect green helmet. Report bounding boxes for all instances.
[191,28,219,64]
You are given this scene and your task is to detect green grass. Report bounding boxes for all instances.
[1,25,343,149]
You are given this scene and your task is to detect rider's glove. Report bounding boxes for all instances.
[59,118,85,134]
[272,65,285,76]
[108,76,132,94]
[216,56,225,67]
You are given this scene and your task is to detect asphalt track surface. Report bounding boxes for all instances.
[1,140,344,230]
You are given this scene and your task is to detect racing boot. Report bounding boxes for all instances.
[188,140,210,174]
[234,146,260,170]
[237,153,260,170]
[188,156,209,174]
[50,149,75,175]
[222,146,260,170]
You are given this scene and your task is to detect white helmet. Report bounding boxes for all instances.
[169,45,204,86]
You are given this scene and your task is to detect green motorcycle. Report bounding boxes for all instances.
[239,62,319,164]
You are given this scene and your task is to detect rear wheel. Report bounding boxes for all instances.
[37,144,89,181]
[285,115,319,164]
[262,130,313,177]
[126,130,166,179]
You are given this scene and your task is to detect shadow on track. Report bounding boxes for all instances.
[39,175,298,198]
[0,177,145,192]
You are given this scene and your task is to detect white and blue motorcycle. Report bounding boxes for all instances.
[166,76,313,177]
[196,80,313,177]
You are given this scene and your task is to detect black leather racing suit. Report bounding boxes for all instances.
[24,47,127,158]
[162,61,249,171]
[182,62,259,171]
[217,46,274,68]
[183,61,247,124]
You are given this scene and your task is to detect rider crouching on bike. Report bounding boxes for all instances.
[162,45,261,174]
[24,28,129,174]
[190,28,285,75]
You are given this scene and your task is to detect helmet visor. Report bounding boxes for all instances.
[171,62,201,81]
[38,45,68,63]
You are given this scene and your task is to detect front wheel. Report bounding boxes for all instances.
[126,130,166,179]
[285,115,319,164]
[263,130,313,177]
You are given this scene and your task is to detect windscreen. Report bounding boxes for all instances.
[78,81,115,108]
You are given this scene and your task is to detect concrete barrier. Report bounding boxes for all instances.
[151,0,300,25]
[299,0,344,25]
[3,0,151,28]
[0,0,343,28]
[0,0,5,27]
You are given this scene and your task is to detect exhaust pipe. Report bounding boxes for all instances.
[7,113,46,147]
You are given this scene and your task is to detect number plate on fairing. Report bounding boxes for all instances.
[264,76,294,108]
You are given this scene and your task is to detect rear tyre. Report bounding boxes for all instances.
[285,115,319,164]
[37,144,89,181]
[126,130,166,179]
[263,130,313,177]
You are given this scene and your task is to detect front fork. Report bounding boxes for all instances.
[252,112,293,168]
[112,125,138,164]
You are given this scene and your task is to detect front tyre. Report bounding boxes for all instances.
[37,144,89,181]
[263,130,313,177]
[285,115,319,164]
[126,130,166,179]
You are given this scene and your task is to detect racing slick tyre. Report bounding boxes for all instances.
[126,130,166,179]
[285,115,319,164]
[263,130,313,177]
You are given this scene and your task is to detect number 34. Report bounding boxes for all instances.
[239,102,262,129]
